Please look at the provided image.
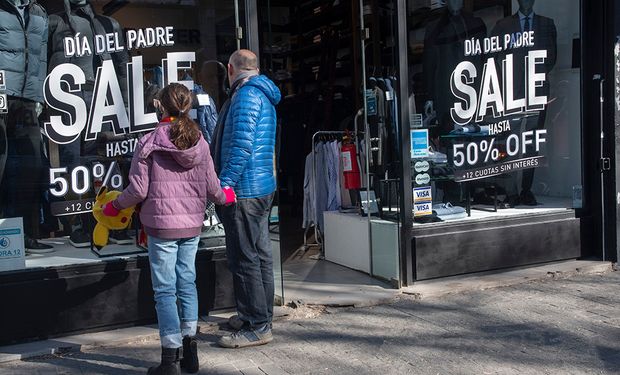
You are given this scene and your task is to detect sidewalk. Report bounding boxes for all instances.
[0,268,617,374]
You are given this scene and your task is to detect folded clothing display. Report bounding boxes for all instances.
[432,203,467,221]
[450,124,490,135]
[414,212,443,223]
[432,165,453,177]
[427,146,448,163]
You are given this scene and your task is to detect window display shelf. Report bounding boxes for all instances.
[412,196,573,227]
[26,238,145,269]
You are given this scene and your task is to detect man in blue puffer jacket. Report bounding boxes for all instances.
[212,49,281,349]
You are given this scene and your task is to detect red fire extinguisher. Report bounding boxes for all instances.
[341,132,361,190]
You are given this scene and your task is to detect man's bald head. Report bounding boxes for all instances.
[229,49,259,71]
[227,49,259,86]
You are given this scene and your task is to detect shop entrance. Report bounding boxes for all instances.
[259,0,404,302]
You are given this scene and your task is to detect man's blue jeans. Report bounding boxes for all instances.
[217,193,275,329]
[148,235,200,348]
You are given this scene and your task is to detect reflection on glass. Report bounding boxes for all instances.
[0,0,241,267]
[408,0,581,224]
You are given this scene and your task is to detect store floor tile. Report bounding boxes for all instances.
[282,258,400,307]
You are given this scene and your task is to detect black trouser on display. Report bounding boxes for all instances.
[53,89,97,245]
[216,193,275,330]
[0,97,44,239]
[0,112,6,189]
[521,110,548,194]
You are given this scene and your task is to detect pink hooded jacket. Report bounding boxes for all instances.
[113,123,226,239]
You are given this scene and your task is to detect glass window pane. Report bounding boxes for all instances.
[407,0,581,224]
[0,0,242,271]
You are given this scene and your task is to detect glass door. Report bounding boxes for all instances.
[359,0,402,285]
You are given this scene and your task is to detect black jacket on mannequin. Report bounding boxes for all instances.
[422,10,487,132]
[491,13,557,99]
[48,0,128,99]
[0,0,48,103]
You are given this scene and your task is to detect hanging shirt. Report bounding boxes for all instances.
[325,141,339,212]
[519,11,534,33]
[302,152,316,229]
[330,140,342,209]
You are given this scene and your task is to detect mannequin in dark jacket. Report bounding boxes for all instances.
[422,0,487,135]
[48,0,128,100]
[0,0,52,251]
[491,0,557,205]
[47,0,130,247]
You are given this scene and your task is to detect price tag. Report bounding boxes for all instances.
[365,90,377,116]
[196,94,211,106]
[0,94,7,114]
[0,70,5,90]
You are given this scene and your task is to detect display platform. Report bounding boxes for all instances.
[26,226,228,270]
[412,206,581,281]
[27,237,144,269]
[412,196,573,227]
[1,235,234,346]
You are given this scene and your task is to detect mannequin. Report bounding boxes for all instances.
[423,0,464,118]
[491,0,557,205]
[422,0,486,135]
[47,0,130,247]
[518,0,534,16]
[0,0,53,251]
[446,0,463,15]
[419,0,487,205]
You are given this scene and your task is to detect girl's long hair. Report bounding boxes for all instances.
[158,83,201,150]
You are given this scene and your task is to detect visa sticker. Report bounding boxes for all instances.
[413,186,432,203]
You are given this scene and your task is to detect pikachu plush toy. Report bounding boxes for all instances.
[92,188,135,247]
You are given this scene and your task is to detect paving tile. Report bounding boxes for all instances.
[0,272,619,375]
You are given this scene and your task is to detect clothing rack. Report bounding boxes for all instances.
[302,130,364,258]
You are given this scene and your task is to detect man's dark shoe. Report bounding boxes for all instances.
[147,347,180,375]
[25,238,54,254]
[217,324,273,349]
[69,229,91,248]
[180,336,199,373]
[520,190,538,206]
[503,195,520,208]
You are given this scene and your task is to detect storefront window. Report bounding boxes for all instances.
[407,0,582,223]
[0,0,241,271]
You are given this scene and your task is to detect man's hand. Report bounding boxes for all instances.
[223,186,237,206]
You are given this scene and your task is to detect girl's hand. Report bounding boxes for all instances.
[102,202,120,217]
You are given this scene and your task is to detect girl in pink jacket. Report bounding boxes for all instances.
[103,83,235,375]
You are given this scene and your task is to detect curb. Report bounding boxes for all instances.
[401,261,614,300]
[0,309,291,365]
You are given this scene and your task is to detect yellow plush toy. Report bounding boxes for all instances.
[92,187,135,247]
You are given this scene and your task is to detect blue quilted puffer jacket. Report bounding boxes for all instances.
[0,0,48,103]
[219,75,281,198]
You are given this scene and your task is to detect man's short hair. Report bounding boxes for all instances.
[229,49,259,71]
